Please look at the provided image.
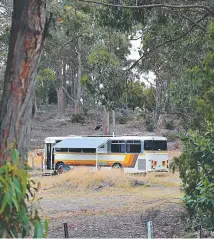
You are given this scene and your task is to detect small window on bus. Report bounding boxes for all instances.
[55,148,68,152]
[82,148,96,153]
[69,148,82,153]
[111,141,126,153]
[126,140,141,153]
[144,140,153,150]
[153,141,167,151]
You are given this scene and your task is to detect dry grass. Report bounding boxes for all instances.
[39,167,180,193]
[41,168,138,190]
[28,151,43,168]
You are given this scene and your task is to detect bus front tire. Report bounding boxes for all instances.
[56,162,65,175]
[112,163,123,172]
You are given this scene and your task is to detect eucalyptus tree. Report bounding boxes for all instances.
[0,0,47,162]
[135,7,210,127]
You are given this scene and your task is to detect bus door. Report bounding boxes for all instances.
[46,143,52,169]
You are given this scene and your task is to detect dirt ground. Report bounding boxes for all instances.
[33,164,187,238]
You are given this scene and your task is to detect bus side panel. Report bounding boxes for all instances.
[146,153,168,171]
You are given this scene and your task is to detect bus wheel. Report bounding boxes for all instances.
[112,163,123,171]
[56,163,65,175]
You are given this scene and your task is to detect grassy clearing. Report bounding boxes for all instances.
[39,167,180,193]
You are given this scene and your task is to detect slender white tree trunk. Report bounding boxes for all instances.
[75,37,82,113]
[112,109,116,135]
[103,107,110,135]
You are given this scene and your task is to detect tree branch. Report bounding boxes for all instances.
[77,0,211,12]
[127,13,209,71]
[62,86,76,102]
[59,34,82,49]
[129,34,143,40]
[181,14,206,31]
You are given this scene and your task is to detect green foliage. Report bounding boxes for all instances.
[36,68,57,105]
[0,149,48,238]
[97,1,133,32]
[88,47,120,67]
[171,125,214,231]
[123,80,145,111]
[85,45,125,110]
[122,81,156,112]
[164,120,175,130]
[170,42,214,130]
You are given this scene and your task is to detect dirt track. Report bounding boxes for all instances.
[37,170,187,238]
[40,190,186,238]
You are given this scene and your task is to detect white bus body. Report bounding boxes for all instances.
[43,135,168,173]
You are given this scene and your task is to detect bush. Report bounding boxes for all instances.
[144,115,154,132]
[71,113,85,124]
[0,149,48,238]
[171,124,214,233]
[116,114,128,124]
[164,120,175,130]
[164,132,178,142]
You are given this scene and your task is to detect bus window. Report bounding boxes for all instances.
[144,140,153,150]
[83,148,96,153]
[126,140,141,153]
[55,148,68,152]
[111,140,126,153]
[153,141,167,151]
[69,148,82,152]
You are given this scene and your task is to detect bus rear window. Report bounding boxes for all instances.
[144,140,153,150]
[153,141,167,151]
[144,140,167,151]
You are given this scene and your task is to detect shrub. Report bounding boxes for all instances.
[171,124,214,233]
[144,116,154,132]
[164,132,178,142]
[71,113,85,124]
[0,149,48,238]
[116,114,128,124]
[164,120,175,130]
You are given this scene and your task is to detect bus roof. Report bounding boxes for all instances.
[53,137,109,149]
[45,135,167,143]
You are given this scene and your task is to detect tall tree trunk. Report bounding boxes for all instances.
[103,107,110,135]
[75,37,82,113]
[0,0,47,162]
[56,87,65,116]
[112,109,116,135]
[63,63,67,105]
[57,63,66,116]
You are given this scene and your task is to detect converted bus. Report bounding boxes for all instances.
[43,135,168,174]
